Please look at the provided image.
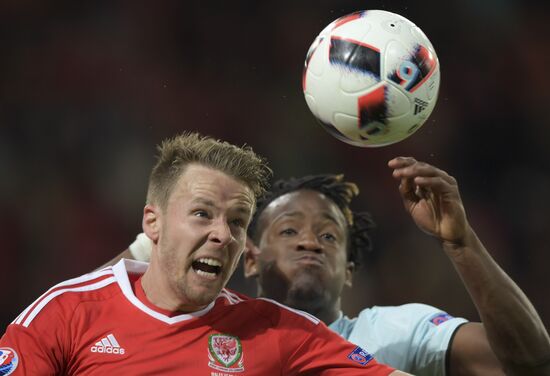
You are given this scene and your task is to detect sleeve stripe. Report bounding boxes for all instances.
[220,289,244,304]
[21,276,117,328]
[219,291,237,304]
[13,269,115,326]
[258,297,320,325]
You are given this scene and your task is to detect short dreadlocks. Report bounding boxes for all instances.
[247,174,375,269]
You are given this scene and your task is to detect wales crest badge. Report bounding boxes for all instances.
[207,333,244,373]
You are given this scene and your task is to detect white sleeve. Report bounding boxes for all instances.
[406,304,468,376]
[349,304,468,376]
[128,233,152,262]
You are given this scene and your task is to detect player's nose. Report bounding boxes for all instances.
[296,231,322,253]
[208,218,234,247]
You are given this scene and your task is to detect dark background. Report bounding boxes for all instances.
[2,0,549,330]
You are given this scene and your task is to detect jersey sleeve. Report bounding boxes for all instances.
[286,320,395,375]
[0,293,72,374]
[408,304,467,376]
[364,303,468,376]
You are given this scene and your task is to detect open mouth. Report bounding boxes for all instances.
[192,257,223,279]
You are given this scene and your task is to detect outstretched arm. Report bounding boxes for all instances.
[389,157,550,376]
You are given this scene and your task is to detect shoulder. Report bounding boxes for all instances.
[1,268,121,373]
[360,303,453,324]
[358,303,468,347]
[221,289,320,329]
[348,303,466,340]
[346,304,467,375]
[11,267,119,329]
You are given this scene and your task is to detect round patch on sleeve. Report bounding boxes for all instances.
[429,312,454,326]
[0,347,19,375]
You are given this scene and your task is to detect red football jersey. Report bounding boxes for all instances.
[1,259,395,375]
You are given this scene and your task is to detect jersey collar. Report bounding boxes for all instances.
[112,259,218,325]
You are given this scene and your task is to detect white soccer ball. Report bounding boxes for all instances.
[302,10,440,147]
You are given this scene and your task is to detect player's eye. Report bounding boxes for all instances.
[230,218,246,228]
[193,210,210,218]
[280,228,297,236]
[320,232,337,242]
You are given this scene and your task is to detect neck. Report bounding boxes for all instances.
[257,284,342,325]
[141,261,206,313]
[303,298,342,325]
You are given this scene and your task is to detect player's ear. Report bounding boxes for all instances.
[143,204,161,243]
[344,261,355,288]
[244,237,260,278]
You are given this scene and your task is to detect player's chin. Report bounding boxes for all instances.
[190,273,228,299]
[184,285,224,307]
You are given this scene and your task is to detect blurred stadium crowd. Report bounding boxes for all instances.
[1,0,549,330]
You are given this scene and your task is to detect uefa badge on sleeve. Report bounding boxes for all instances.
[0,347,19,375]
[429,312,454,326]
[347,346,373,366]
[207,333,244,373]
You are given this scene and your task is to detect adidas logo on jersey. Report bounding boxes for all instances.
[90,333,125,355]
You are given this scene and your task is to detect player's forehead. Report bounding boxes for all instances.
[261,189,346,227]
[172,164,256,211]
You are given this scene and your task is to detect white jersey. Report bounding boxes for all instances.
[329,303,468,376]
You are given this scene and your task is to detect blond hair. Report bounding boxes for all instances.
[147,132,271,209]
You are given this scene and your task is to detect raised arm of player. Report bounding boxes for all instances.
[388,157,550,376]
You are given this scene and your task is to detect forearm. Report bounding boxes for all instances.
[444,228,550,373]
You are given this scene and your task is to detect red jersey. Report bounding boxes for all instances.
[1,259,394,375]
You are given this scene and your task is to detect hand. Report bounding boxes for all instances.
[388,157,469,246]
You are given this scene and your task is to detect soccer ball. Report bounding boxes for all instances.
[302,10,440,147]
